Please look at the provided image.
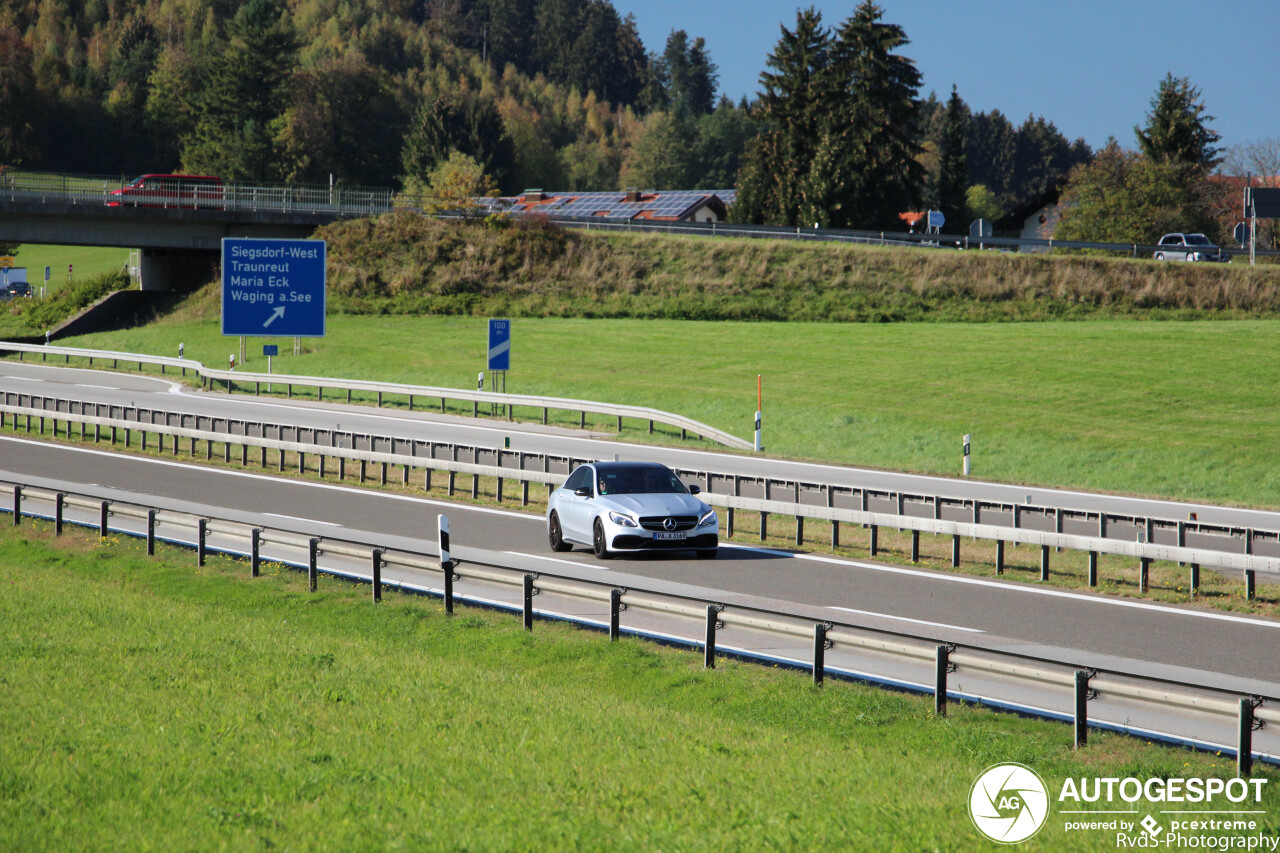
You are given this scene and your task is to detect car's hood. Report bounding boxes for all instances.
[601,493,706,517]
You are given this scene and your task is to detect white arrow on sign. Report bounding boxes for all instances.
[263,306,286,328]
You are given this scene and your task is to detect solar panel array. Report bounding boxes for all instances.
[503,189,731,221]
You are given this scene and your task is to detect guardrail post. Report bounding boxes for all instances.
[1245,570,1256,601]
[100,501,110,538]
[704,605,722,669]
[251,528,261,577]
[995,540,1004,574]
[1239,698,1261,778]
[146,510,156,555]
[609,589,623,640]
[935,644,955,717]
[1088,552,1099,587]
[795,515,803,545]
[521,479,529,507]
[338,455,346,480]
[1074,670,1094,748]
[1013,504,1020,528]
[54,492,65,535]
[297,452,305,474]
[197,518,206,565]
[813,623,829,686]
[951,535,960,567]
[496,476,504,503]
[869,525,878,556]
[371,549,383,603]
[359,460,366,481]
[1139,557,1150,593]
[447,470,456,497]
[759,483,769,540]
[380,462,388,486]
[523,574,536,631]
[1190,563,1200,597]
[912,530,921,562]
[277,449,285,472]
[308,538,319,592]
[11,485,19,526]
[1041,545,1050,581]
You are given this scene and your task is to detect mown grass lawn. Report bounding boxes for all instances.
[0,521,1272,851]
[59,314,1280,509]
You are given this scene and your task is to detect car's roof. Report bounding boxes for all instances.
[589,461,672,473]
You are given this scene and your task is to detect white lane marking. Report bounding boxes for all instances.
[720,543,1280,630]
[827,606,985,634]
[3,376,39,381]
[0,434,544,522]
[263,513,340,527]
[74,383,118,390]
[503,551,611,570]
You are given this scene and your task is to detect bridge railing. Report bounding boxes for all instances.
[0,169,400,218]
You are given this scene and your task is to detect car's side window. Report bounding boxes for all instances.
[565,467,591,493]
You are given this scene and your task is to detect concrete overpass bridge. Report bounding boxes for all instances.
[0,172,398,290]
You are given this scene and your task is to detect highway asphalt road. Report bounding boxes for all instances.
[4,360,1280,532]
[3,431,1280,696]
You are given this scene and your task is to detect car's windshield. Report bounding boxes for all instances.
[596,467,688,496]
[1185,234,1212,245]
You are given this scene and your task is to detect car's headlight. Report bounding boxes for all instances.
[697,508,718,527]
[608,511,638,528]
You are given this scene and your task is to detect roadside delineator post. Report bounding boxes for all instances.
[1074,670,1096,749]
[704,605,723,669]
[439,515,455,614]
[754,375,762,453]
[935,644,955,717]
[963,434,971,476]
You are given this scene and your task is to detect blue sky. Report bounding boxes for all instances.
[611,1,1279,153]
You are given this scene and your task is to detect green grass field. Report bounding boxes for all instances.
[0,521,1271,851]
[56,313,1280,510]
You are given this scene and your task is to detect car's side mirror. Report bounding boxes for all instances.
[574,487,592,497]
[687,485,701,495]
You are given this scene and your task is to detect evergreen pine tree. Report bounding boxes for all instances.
[823,0,923,229]
[181,0,298,181]
[1135,73,1221,170]
[734,7,828,225]
[935,86,969,230]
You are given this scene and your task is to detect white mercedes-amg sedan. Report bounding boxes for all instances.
[546,461,719,560]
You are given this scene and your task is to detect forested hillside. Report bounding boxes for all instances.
[0,0,1089,227]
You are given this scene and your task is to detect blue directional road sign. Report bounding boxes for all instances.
[222,238,326,337]
[263,345,278,356]
[488,318,511,370]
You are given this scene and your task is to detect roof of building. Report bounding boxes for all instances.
[478,189,735,222]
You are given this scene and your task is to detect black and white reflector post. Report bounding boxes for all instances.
[439,514,454,614]
[963,434,971,476]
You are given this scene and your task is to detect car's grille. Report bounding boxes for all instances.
[638,515,697,531]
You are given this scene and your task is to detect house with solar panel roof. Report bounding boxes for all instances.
[478,188,735,223]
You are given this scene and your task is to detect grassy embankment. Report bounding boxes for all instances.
[0,519,1273,851]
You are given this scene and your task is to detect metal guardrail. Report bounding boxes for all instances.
[0,340,752,449]
[3,476,1277,772]
[4,398,1279,596]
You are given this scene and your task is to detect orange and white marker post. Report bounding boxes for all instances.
[754,374,763,453]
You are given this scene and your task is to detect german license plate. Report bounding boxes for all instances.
[654,531,686,541]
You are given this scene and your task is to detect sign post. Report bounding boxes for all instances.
[263,344,278,391]
[221,238,326,342]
